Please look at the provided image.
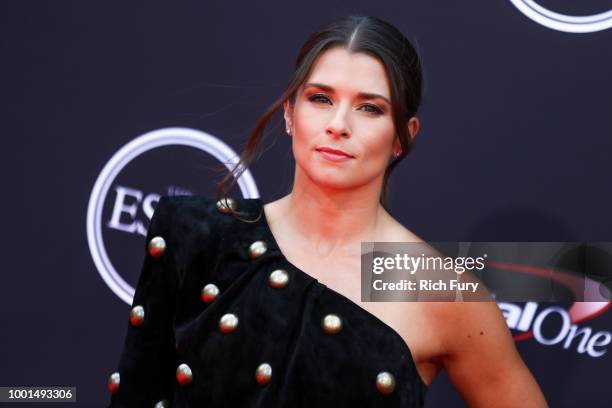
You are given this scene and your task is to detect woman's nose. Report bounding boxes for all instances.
[326,127,349,138]
[326,107,351,138]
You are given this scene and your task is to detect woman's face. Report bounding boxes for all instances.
[285,46,407,193]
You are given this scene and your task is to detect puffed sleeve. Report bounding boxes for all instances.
[107,196,178,408]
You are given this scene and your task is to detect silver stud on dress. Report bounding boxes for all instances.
[219,313,239,333]
[255,362,272,385]
[201,283,220,303]
[268,269,289,289]
[154,400,171,408]
[248,240,267,259]
[107,371,120,394]
[130,305,145,327]
[216,197,237,213]
[176,363,193,386]
[376,371,396,394]
[148,236,166,258]
[321,314,343,334]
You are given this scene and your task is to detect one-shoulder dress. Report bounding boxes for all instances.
[107,195,428,407]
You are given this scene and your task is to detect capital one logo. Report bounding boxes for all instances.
[499,301,611,357]
[86,127,259,305]
[509,0,612,33]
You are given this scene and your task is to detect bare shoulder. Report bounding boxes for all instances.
[384,217,508,351]
[382,216,547,405]
[380,216,450,350]
[382,214,426,243]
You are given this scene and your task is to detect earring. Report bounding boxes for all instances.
[393,149,402,158]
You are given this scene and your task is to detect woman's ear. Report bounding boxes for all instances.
[407,116,420,143]
[392,137,402,157]
[392,117,420,158]
[283,100,293,136]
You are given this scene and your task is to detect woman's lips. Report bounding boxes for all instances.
[316,148,354,162]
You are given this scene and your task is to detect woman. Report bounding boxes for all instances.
[107,15,548,407]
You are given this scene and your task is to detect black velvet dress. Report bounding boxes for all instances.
[107,195,428,407]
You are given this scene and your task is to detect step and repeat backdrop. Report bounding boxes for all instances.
[2,1,611,407]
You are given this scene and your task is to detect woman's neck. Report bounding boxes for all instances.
[266,181,390,258]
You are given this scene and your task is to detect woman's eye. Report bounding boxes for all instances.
[361,104,383,115]
[308,94,331,104]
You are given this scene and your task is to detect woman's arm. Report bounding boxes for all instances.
[437,301,548,407]
[107,196,179,408]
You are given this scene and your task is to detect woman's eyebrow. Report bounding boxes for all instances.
[305,82,390,105]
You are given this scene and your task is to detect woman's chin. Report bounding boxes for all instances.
[308,171,362,191]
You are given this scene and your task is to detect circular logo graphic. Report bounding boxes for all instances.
[87,127,259,304]
[509,0,612,33]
